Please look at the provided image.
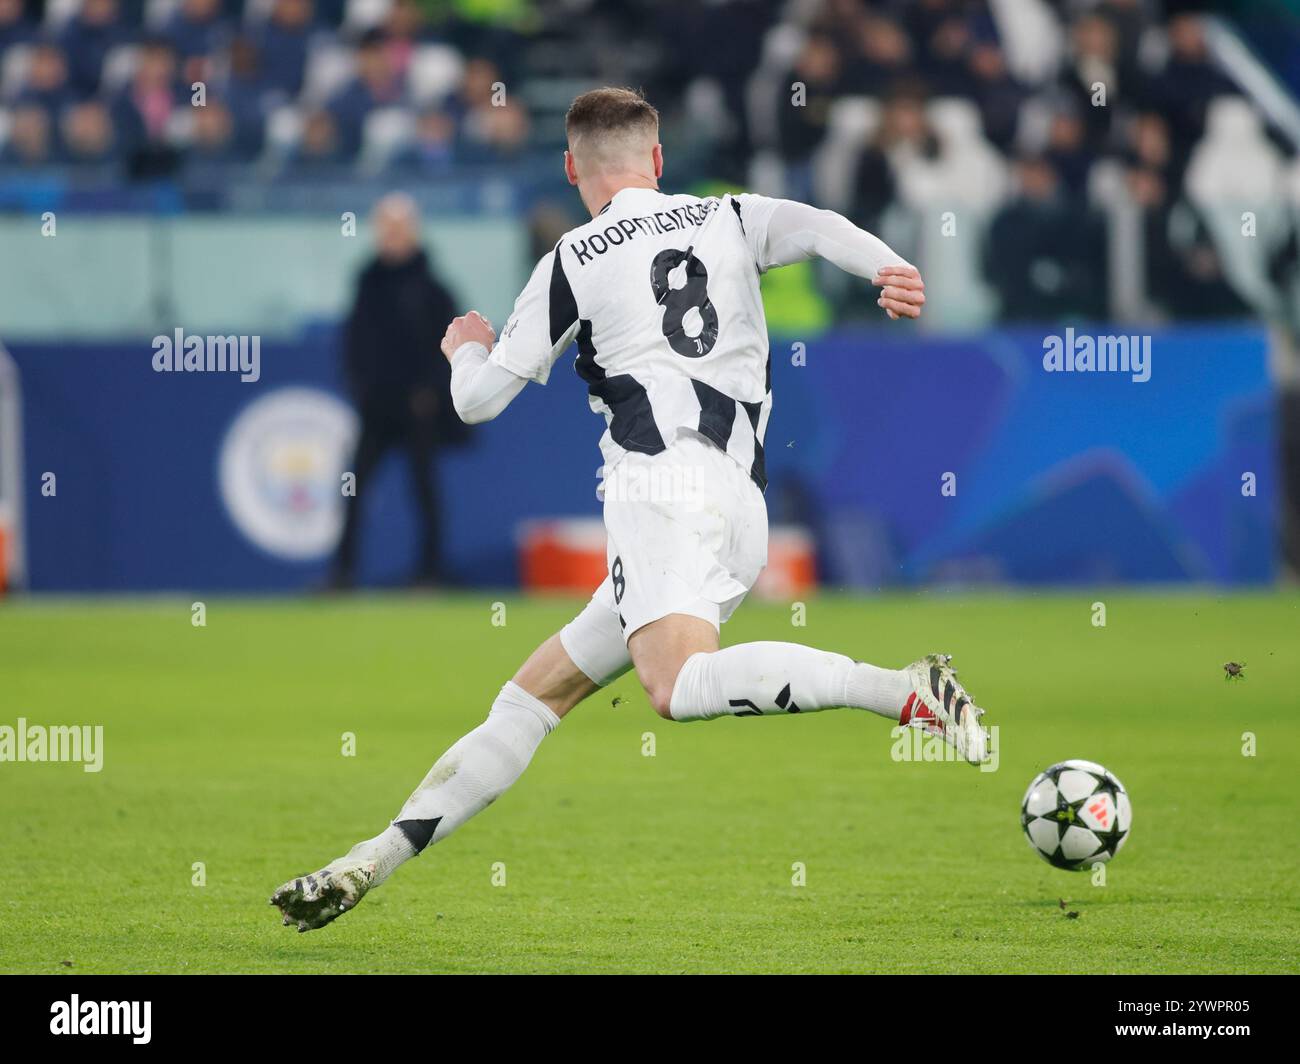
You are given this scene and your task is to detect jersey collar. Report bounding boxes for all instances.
[597,186,660,216]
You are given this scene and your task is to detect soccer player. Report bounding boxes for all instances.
[272,88,991,932]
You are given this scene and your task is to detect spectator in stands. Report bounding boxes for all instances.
[849,82,937,233]
[1,103,53,164]
[1094,0,1148,76]
[111,38,183,178]
[1125,154,1249,321]
[649,0,771,178]
[285,107,345,171]
[841,13,912,97]
[331,192,463,590]
[774,33,841,200]
[254,0,317,99]
[0,0,36,49]
[910,2,982,99]
[1044,106,1093,198]
[330,28,404,159]
[1118,110,1173,186]
[394,106,456,173]
[967,40,1024,152]
[58,0,132,99]
[188,97,246,163]
[985,155,1107,321]
[61,99,119,165]
[165,0,232,88]
[453,56,529,162]
[16,42,75,116]
[217,35,269,159]
[1146,14,1237,174]
[874,81,941,167]
[1059,11,1130,151]
[384,0,429,81]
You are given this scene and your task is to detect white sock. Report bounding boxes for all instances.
[668,642,911,722]
[346,681,560,887]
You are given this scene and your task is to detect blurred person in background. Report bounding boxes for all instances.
[841,12,913,97]
[908,0,984,99]
[61,98,120,165]
[849,82,939,233]
[330,193,464,590]
[1059,11,1127,151]
[775,32,841,201]
[58,0,131,99]
[985,154,1106,321]
[1146,13,1238,175]
[254,0,317,99]
[394,106,456,173]
[187,97,245,165]
[384,0,430,80]
[967,38,1024,152]
[164,0,232,88]
[330,27,404,158]
[452,56,529,162]
[284,107,345,172]
[1043,105,1093,198]
[16,42,74,116]
[0,0,37,48]
[1125,153,1249,321]
[0,103,54,164]
[217,35,269,159]
[111,37,183,179]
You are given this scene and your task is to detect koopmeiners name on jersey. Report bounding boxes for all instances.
[569,199,723,265]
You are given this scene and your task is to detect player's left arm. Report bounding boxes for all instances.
[733,194,925,321]
[441,248,580,424]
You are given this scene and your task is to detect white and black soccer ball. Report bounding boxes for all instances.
[1021,760,1131,871]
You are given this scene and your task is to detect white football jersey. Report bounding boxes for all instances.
[487,187,788,490]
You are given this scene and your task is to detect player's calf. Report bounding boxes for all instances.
[627,613,720,719]
[639,636,993,765]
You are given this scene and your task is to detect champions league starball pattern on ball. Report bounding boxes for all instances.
[1021,760,1131,871]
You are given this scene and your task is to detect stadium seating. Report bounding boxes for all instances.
[1,0,1298,327]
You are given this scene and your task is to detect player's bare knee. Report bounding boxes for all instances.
[635,665,681,719]
[646,681,678,720]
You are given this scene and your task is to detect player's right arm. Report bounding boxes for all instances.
[733,194,926,320]
[442,247,581,424]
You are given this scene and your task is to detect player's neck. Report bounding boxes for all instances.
[582,175,659,218]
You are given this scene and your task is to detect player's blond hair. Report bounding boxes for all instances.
[565,87,659,170]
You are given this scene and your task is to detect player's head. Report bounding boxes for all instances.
[564,87,662,197]
[372,192,420,263]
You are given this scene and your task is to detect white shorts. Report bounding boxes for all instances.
[560,432,768,687]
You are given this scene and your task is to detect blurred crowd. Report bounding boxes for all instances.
[745,0,1279,322]
[0,0,1295,323]
[0,0,547,178]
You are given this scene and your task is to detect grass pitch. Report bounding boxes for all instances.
[1,591,1297,974]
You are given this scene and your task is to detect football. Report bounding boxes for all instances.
[1021,760,1132,871]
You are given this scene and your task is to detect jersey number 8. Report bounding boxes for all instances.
[651,248,719,358]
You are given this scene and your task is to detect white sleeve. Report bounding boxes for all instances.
[485,248,580,384]
[733,193,911,279]
[448,245,583,424]
[450,342,529,424]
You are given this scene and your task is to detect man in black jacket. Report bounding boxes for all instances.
[331,193,464,588]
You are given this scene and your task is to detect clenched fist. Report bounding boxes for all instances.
[872,264,926,321]
[441,310,496,361]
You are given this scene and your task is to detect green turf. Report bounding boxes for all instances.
[0,591,1297,974]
